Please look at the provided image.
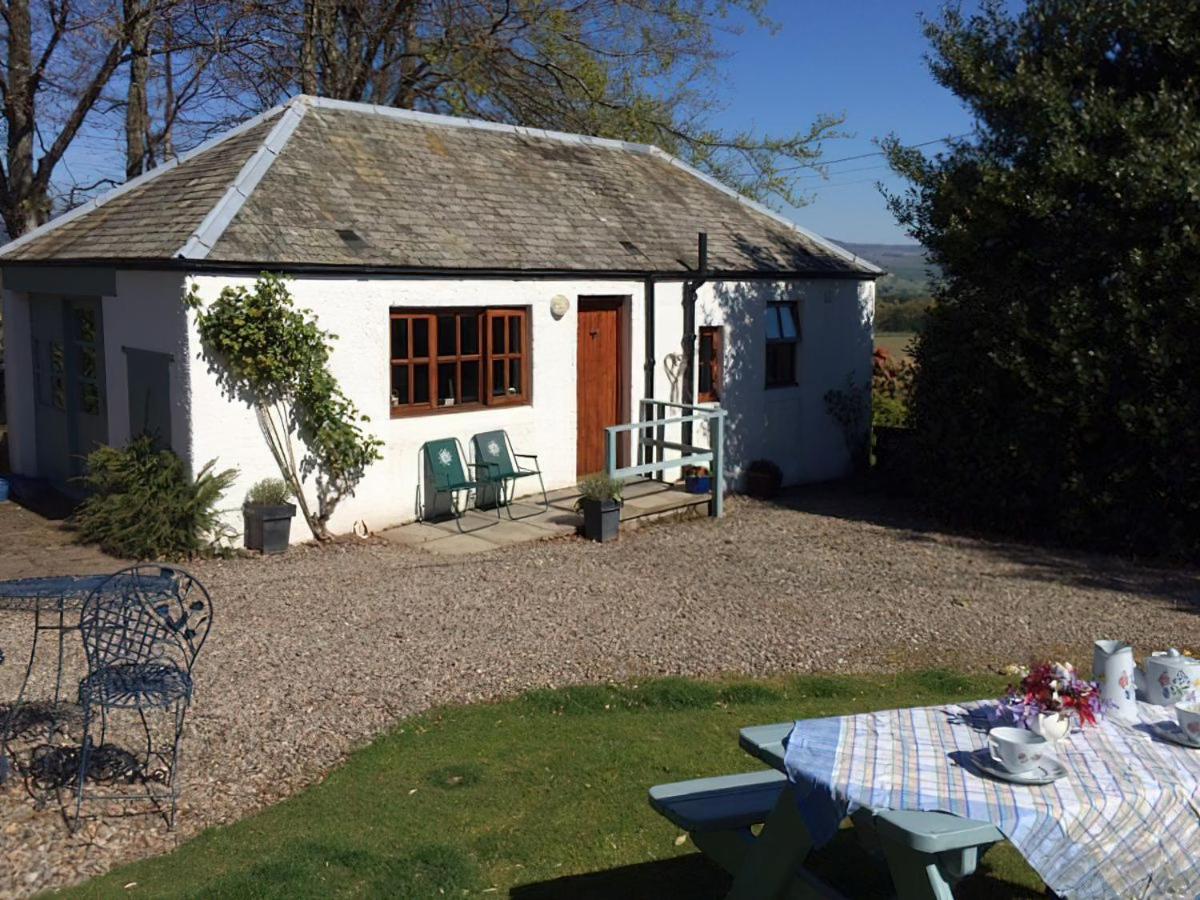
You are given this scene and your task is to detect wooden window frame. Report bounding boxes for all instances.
[764,301,799,389]
[390,307,530,418]
[697,325,723,402]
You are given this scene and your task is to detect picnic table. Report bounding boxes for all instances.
[651,699,1200,899]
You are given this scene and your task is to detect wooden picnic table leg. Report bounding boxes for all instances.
[725,784,845,900]
[877,831,982,900]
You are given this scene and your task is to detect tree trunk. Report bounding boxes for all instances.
[300,0,319,94]
[125,0,154,178]
[3,0,43,237]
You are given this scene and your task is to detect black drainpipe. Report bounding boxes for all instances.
[681,232,708,447]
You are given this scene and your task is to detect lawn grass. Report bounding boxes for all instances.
[875,330,917,361]
[62,671,1044,899]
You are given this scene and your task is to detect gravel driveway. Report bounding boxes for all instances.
[2,484,1198,896]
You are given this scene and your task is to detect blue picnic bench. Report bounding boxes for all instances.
[649,722,1003,899]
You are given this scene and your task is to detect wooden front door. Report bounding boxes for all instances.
[576,298,624,476]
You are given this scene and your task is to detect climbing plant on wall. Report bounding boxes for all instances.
[186,273,383,540]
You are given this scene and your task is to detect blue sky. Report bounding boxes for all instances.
[55,1,974,246]
[711,1,977,244]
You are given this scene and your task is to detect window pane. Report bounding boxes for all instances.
[765,308,781,341]
[461,361,480,403]
[508,359,522,396]
[779,306,798,340]
[50,342,65,375]
[413,365,430,404]
[766,343,795,386]
[80,346,97,380]
[438,362,457,405]
[412,317,429,358]
[81,381,100,415]
[491,315,506,354]
[391,365,409,406]
[461,314,479,355]
[391,318,408,359]
[52,377,66,411]
[437,314,457,357]
[492,360,505,396]
[699,334,713,395]
[509,315,522,353]
[76,307,96,343]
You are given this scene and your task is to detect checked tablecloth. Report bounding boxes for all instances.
[783,700,1200,898]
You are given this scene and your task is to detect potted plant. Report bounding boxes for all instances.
[1001,661,1105,743]
[243,478,296,555]
[684,465,711,494]
[574,473,623,543]
[744,459,783,500]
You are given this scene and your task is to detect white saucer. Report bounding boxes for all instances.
[1150,721,1200,749]
[971,748,1067,785]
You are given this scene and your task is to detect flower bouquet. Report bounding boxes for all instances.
[1002,661,1105,741]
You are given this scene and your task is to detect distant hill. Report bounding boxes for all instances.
[834,241,936,302]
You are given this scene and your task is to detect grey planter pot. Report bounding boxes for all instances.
[244,503,297,555]
[580,497,620,543]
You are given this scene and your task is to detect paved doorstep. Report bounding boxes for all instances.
[377,478,710,555]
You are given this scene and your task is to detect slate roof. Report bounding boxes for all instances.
[0,96,880,277]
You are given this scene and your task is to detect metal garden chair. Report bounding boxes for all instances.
[417,438,501,532]
[73,564,212,831]
[471,430,549,520]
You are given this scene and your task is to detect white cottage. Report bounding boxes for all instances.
[0,95,879,541]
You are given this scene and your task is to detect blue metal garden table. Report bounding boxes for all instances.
[0,575,115,779]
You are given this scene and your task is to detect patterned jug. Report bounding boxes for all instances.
[1093,640,1137,722]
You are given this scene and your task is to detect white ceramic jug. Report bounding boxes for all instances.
[1093,639,1137,722]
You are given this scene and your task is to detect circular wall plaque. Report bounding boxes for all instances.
[550,295,570,320]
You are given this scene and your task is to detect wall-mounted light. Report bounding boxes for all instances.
[550,294,570,320]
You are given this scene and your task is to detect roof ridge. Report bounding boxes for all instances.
[176,99,308,259]
[0,102,291,260]
[300,95,879,275]
[302,95,660,156]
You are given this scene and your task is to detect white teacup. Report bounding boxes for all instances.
[988,726,1051,773]
[1175,703,1200,746]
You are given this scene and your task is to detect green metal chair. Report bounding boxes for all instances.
[418,438,500,532]
[470,430,549,520]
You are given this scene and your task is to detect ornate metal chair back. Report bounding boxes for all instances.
[79,565,213,676]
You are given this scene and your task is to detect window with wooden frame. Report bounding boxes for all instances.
[764,301,799,388]
[697,325,723,402]
[390,307,530,416]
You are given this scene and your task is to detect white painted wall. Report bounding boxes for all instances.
[701,279,876,485]
[1,284,36,473]
[100,270,193,463]
[186,272,873,541]
[1,269,191,478]
[5,266,872,543]
[186,274,650,539]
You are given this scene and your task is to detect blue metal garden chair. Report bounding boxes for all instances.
[471,430,549,520]
[418,438,501,532]
[73,564,212,831]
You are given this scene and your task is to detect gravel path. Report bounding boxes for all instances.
[2,484,1198,896]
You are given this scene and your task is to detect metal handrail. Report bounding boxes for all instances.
[604,399,726,518]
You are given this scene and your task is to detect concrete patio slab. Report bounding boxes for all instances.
[377,477,713,555]
[418,532,499,556]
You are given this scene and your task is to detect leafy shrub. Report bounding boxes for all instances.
[74,436,237,559]
[574,473,623,507]
[872,347,915,429]
[246,478,292,506]
[884,1,1200,556]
